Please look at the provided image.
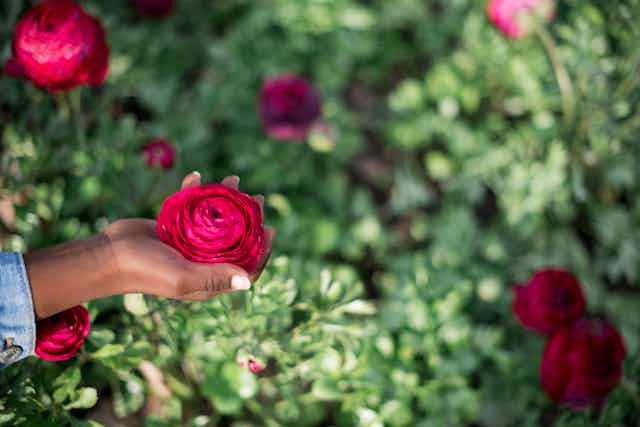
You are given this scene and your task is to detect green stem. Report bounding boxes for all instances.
[54,93,69,120]
[536,25,576,129]
[67,90,86,146]
[245,285,255,317]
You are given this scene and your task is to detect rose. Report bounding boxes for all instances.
[258,74,322,141]
[541,318,626,410]
[4,0,109,92]
[131,0,176,18]
[157,183,265,273]
[487,0,555,39]
[513,268,585,335]
[143,139,176,169]
[35,305,91,362]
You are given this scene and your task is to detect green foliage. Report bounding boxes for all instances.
[2,0,640,426]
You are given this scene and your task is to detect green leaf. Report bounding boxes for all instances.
[90,344,125,359]
[71,419,106,427]
[222,363,257,399]
[123,293,149,316]
[64,388,98,410]
[311,378,343,401]
[53,366,81,404]
[87,328,115,348]
[337,300,376,316]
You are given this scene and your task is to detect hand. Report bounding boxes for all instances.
[104,173,275,301]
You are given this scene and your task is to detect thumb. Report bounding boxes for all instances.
[186,262,252,299]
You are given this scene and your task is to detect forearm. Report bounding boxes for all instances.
[24,233,121,319]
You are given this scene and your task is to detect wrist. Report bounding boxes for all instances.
[25,233,121,318]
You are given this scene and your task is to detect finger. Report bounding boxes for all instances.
[181,171,202,190]
[250,227,275,282]
[184,262,251,299]
[253,195,264,220]
[221,175,239,191]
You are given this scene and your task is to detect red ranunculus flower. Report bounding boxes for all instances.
[248,358,265,374]
[541,318,626,410]
[487,0,555,38]
[258,74,322,141]
[131,0,176,18]
[513,268,585,335]
[157,184,265,273]
[143,139,176,169]
[35,305,91,362]
[4,0,109,92]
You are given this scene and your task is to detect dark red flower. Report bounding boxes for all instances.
[513,268,585,335]
[541,318,626,410]
[157,184,265,273]
[143,139,176,169]
[258,74,322,141]
[35,306,91,362]
[131,0,176,18]
[4,0,109,92]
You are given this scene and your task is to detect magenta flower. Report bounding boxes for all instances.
[248,358,265,373]
[5,0,109,92]
[487,0,555,38]
[258,74,322,141]
[35,306,91,362]
[157,184,265,273]
[513,268,586,335]
[541,318,626,410]
[143,139,176,170]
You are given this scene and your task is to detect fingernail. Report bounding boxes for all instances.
[192,171,201,178]
[231,275,251,290]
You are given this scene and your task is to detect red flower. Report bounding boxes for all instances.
[131,0,176,18]
[35,306,91,362]
[248,358,265,374]
[513,268,585,335]
[4,0,109,92]
[258,74,322,141]
[487,0,555,38]
[238,356,265,373]
[157,184,265,273]
[143,139,176,169]
[541,318,626,410]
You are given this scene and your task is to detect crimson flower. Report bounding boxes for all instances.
[258,74,322,141]
[541,318,626,410]
[157,184,265,273]
[143,139,176,169]
[4,0,109,92]
[35,306,91,362]
[513,268,585,335]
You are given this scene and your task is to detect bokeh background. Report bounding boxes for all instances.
[1,0,640,426]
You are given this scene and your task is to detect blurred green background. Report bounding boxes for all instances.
[1,0,640,426]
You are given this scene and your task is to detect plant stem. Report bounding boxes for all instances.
[68,90,86,146]
[536,25,576,129]
[245,285,255,317]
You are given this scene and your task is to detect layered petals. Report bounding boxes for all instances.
[5,0,109,92]
[157,184,265,273]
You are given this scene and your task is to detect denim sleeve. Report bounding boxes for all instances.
[0,252,35,368]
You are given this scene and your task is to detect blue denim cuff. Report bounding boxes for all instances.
[0,252,36,367]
